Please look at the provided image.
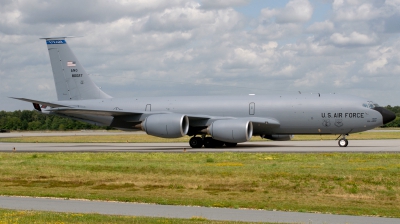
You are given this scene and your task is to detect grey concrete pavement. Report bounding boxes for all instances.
[0,130,144,138]
[0,196,399,224]
[1,139,400,153]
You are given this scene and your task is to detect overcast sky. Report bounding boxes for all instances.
[1,0,400,111]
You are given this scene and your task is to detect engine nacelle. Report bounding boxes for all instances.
[208,119,253,143]
[263,134,293,141]
[141,114,189,138]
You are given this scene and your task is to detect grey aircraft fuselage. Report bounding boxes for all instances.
[45,94,383,135]
[13,37,396,148]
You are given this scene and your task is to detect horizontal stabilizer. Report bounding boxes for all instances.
[10,97,68,108]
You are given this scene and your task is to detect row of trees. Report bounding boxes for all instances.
[0,110,109,131]
[1,106,400,131]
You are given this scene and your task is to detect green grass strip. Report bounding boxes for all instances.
[0,152,399,217]
[0,208,278,224]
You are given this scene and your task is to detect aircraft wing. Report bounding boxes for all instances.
[45,108,273,121]
[12,97,280,132]
[183,115,280,132]
[46,107,143,116]
[246,117,280,133]
[245,117,280,127]
[46,107,280,129]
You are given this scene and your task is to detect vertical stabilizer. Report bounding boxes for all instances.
[41,37,112,101]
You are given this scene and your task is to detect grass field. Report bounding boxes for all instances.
[0,152,399,218]
[1,131,400,143]
[0,208,272,224]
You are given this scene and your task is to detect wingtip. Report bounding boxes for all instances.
[9,97,21,100]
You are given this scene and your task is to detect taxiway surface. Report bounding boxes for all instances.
[0,196,399,224]
[1,139,400,153]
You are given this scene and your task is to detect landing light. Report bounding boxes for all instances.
[249,94,255,96]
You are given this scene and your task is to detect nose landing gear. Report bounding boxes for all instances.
[337,134,349,147]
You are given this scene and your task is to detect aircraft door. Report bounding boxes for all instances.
[249,102,255,115]
[145,104,151,111]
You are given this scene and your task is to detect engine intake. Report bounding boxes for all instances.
[208,119,253,143]
[141,114,189,138]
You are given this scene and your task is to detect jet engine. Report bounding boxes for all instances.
[262,134,293,141]
[207,119,253,143]
[140,114,189,138]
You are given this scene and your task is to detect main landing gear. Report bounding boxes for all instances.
[189,136,238,148]
[189,136,203,148]
[337,134,349,147]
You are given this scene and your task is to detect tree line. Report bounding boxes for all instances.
[1,106,400,131]
[0,110,110,131]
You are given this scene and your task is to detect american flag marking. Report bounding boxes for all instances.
[67,61,76,67]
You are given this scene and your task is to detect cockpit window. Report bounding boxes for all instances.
[363,101,379,109]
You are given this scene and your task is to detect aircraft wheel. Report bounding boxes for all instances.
[213,140,224,148]
[189,137,203,148]
[203,137,214,148]
[225,142,238,147]
[338,139,348,147]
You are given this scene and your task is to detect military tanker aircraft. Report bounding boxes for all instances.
[12,37,396,148]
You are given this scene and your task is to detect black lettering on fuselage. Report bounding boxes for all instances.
[324,112,364,119]
[72,74,82,77]
[345,113,364,118]
[334,113,343,118]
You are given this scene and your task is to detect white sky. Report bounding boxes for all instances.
[1,0,400,111]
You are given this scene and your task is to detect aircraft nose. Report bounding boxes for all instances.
[373,107,396,124]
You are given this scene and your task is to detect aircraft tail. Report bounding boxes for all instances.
[41,37,112,101]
